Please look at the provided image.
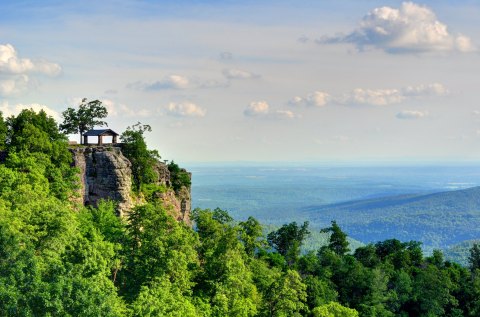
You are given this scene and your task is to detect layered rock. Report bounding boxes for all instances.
[71,146,133,217]
[70,146,191,222]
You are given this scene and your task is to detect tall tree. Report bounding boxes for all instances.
[469,243,480,272]
[321,221,350,255]
[0,112,6,150]
[59,98,108,143]
[120,123,160,192]
[267,221,310,266]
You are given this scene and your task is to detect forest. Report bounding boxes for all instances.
[1,109,480,317]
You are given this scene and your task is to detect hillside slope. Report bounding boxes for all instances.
[302,186,480,249]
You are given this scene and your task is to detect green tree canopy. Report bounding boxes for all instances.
[0,112,6,150]
[120,122,160,192]
[267,221,310,266]
[320,221,350,255]
[59,98,108,143]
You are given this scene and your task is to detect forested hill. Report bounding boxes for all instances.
[303,186,480,249]
[2,109,480,316]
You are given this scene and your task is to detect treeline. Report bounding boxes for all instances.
[1,110,480,316]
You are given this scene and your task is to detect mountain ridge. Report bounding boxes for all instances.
[302,186,480,250]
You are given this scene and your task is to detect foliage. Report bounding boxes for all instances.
[2,110,480,316]
[312,302,359,317]
[321,221,350,255]
[168,160,191,193]
[267,221,310,266]
[59,98,108,144]
[468,243,480,272]
[120,122,160,192]
[0,111,6,150]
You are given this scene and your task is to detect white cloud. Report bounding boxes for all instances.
[128,74,190,91]
[402,83,449,97]
[244,101,298,119]
[339,88,404,106]
[128,74,228,91]
[166,102,206,117]
[0,101,60,120]
[318,2,475,54]
[396,110,428,119]
[222,68,259,80]
[102,99,141,117]
[0,43,61,76]
[336,83,448,106]
[244,101,270,117]
[0,74,30,96]
[290,91,330,107]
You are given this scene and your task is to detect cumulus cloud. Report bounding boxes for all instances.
[290,91,330,107]
[222,68,259,80]
[290,83,447,107]
[396,110,429,119]
[402,83,449,97]
[166,102,206,117]
[128,74,228,91]
[337,83,448,106]
[317,2,474,54]
[244,101,299,119]
[128,75,190,91]
[0,75,31,96]
[339,88,405,106]
[101,99,150,118]
[244,101,270,117]
[0,44,62,76]
[0,101,60,120]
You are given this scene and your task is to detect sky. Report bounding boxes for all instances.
[1,0,480,163]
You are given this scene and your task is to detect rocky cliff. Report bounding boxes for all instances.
[70,146,191,222]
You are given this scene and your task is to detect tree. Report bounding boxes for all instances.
[312,302,359,317]
[264,270,307,317]
[469,243,480,272]
[120,123,160,192]
[267,221,310,266]
[239,217,265,257]
[321,221,350,255]
[0,112,6,150]
[168,160,191,193]
[59,98,108,143]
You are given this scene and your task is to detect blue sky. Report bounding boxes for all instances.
[1,1,479,162]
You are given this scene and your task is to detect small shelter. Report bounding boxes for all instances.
[83,129,119,145]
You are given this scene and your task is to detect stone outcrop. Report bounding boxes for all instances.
[71,146,133,217]
[70,145,191,222]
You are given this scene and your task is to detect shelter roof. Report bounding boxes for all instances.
[83,129,119,137]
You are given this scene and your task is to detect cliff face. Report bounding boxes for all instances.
[71,146,191,222]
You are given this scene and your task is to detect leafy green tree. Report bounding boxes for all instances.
[120,122,160,192]
[192,208,260,317]
[0,112,6,150]
[122,202,199,300]
[168,160,191,193]
[239,216,265,257]
[312,302,359,317]
[267,221,310,266]
[131,276,198,317]
[321,221,350,255]
[468,243,480,272]
[4,109,77,199]
[264,270,307,317]
[59,98,108,143]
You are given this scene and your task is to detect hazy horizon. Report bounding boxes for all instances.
[1,1,479,162]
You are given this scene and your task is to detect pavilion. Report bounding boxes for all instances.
[83,129,119,145]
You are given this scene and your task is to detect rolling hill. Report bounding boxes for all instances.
[302,186,480,250]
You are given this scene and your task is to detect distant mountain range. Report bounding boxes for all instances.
[302,186,480,251]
